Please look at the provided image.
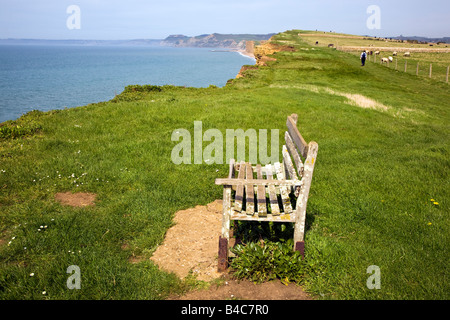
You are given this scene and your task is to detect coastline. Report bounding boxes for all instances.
[236,49,256,60]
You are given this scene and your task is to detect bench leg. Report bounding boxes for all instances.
[293,205,307,259]
[218,185,232,272]
[218,236,228,272]
[294,241,305,259]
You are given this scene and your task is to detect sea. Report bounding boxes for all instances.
[0,44,255,123]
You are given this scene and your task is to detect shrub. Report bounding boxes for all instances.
[0,110,44,140]
[229,239,306,284]
[122,84,163,93]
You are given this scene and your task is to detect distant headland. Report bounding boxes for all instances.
[0,33,275,49]
[160,33,275,49]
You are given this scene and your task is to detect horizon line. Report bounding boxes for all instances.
[1,32,449,43]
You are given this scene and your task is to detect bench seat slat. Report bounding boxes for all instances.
[265,164,280,216]
[233,161,246,212]
[245,164,255,216]
[215,178,302,187]
[255,164,267,217]
[230,212,295,222]
[274,162,293,214]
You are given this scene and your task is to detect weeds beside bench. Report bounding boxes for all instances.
[215,114,318,271]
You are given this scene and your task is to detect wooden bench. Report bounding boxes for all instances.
[215,114,318,271]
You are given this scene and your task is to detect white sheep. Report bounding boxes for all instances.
[388,56,393,62]
[381,57,389,64]
[392,51,397,56]
[404,52,411,57]
[374,51,380,55]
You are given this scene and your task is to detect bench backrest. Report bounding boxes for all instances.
[286,114,308,158]
[283,114,310,180]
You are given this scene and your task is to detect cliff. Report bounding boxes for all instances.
[236,39,296,78]
[160,33,275,50]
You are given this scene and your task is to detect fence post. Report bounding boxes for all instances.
[395,58,398,70]
[404,60,407,72]
[416,63,419,76]
[429,64,432,78]
[446,66,449,83]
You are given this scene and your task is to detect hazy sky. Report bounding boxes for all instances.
[0,0,448,39]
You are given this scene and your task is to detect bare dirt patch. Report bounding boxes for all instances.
[54,192,97,207]
[151,200,224,282]
[150,200,312,300]
[171,276,312,300]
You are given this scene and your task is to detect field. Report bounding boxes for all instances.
[299,31,450,82]
[0,30,449,300]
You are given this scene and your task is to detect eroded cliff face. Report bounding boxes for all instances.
[236,39,296,78]
[253,40,296,66]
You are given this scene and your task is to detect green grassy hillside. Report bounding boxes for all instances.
[0,30,448,299]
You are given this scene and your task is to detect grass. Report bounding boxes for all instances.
[0,29,449,300]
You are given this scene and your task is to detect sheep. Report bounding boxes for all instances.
[374,51,380,55]
[404,52,411,57]
[328,44,334,48]
[392,51,397,56]
[381,57,389,64]
[388,56,393,62]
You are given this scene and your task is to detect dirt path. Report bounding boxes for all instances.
[150,199,312,300]
[170,276,312,300]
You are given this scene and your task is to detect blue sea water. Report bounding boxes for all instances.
[0,45,255,123]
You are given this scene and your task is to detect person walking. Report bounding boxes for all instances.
[360,50,367,66]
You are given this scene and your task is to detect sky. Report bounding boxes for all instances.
[0,0,448,40]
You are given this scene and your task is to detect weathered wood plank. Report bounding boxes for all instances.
[284,132,304,177]
[228,158,236,179]
[286,115,308,158]
[274,162,293,214]
[215,178,302,187]
[290,113,298,124]
[282,145,301,197]
[255,164,267,217]
[230,212,295,222]
[233,161,246,212]
[282,145,298,180]
[220,158,235,241]
[265,165,280,216]
[221,186,232,237]
[245,164,255,216]
[293,141,318,248]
